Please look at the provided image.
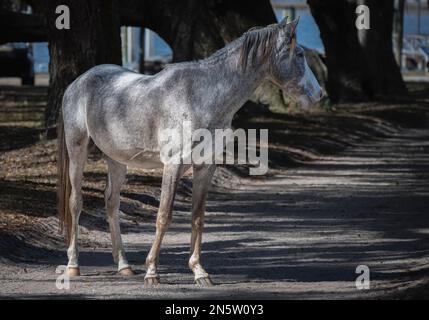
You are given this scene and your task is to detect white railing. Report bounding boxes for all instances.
[394,34,429,73]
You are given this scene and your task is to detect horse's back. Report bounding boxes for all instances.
[64,64,149,104]
[62,64,149,128]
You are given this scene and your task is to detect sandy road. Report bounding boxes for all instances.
[1,124,429,299]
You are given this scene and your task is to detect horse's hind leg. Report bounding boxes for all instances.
[189,164,216,286]
[66,137,89,276]
[105,158,134,276]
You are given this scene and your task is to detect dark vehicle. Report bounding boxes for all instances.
[0,43,34,85]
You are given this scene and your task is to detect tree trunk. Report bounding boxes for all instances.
[139,28,145,74]
[42,0,122,131]
[357,0,407,98]
[307,0,407,102]
[394,0,405,69]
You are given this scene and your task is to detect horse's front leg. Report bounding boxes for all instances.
[189,164,216,286]
[144,164,187,286]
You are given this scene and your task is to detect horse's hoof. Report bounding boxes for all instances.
[66,267,81,277]
[118,267,135,276]
[195,276,213,287]
[144,276,160,287]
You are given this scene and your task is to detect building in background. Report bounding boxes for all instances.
[396,0,429,73]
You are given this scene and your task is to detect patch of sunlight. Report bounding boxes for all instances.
[409,228,429,235]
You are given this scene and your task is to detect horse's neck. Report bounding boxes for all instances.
[205,50,268,125]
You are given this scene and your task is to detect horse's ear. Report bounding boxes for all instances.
[279,17,289,28]
[278,16,299,38]
[288,16,300,36]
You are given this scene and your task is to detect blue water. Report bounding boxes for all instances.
[32,10,429,73]
[154,34,171,58]
[33,42,49,73]
[404,11,429,34]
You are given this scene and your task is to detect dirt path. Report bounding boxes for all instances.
[1,123,428,299]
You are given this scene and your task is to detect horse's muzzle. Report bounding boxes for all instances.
[308,89,324,104]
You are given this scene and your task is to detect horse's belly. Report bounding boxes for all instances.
[110,149,163,169]
[121,150,164,169]
[93,137,163,169]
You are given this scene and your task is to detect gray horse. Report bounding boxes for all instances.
[57,18,322,286]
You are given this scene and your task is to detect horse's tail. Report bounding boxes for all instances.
[57,110,72,246]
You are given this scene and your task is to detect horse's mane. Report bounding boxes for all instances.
[239,23,280,71]
[165,23,283,71]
